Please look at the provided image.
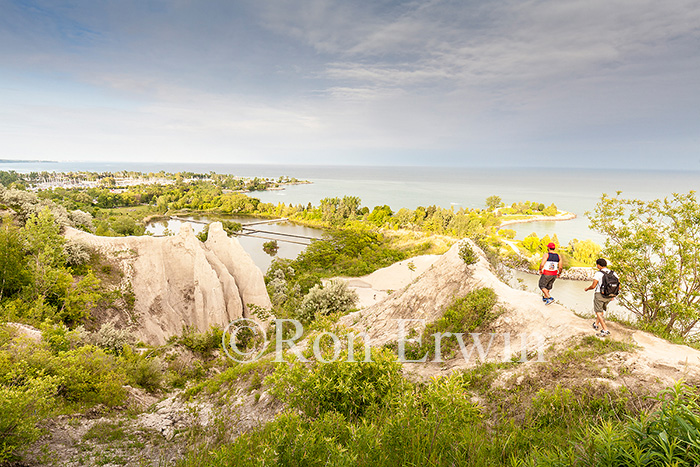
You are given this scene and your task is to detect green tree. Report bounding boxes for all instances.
[485,195,502,211]
[59,271,102,326]
[543,203,558,216]
[22,209,72,302]
[339,196,361,219]
[0,171,21,187]
[588,191,700,337]
[522,233,541,255]
[0,376,59,463]
[367,205,394,227]
[263,240,279,257]
[0,218,28,300]
[569,239,602,265]
[221,220,242,235]
[111,216,139,236]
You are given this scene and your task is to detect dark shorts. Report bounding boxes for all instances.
[594,292,613,314]
[539,274,557,290]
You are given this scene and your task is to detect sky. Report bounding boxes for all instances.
[1,0,699,169]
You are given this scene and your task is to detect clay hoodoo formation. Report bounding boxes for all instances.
[65,222,272,345]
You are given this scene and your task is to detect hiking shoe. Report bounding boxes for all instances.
[545,298,555,305]
[542,296,547,302]
[593,323,599,330]
[597,330,610,337]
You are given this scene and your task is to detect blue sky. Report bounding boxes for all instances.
[1,0,699,168]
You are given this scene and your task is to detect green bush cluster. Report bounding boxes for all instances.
[520,382,700,466]
[294,228,406,277]
[0,329,127,460]
[0,321,189,461]
[173,325,223,355]
[0,208,110,328]
[297,280,358,323]
[397,288,498,361]
[178,337,679,467]
[0,375,58,463]
[266,348,407,420]
[459,241,478,265]
[185,371,484,467]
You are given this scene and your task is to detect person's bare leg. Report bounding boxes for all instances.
[596,312,608,332]
[541,288,551,299]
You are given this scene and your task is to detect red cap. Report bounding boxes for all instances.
[547,242,556,249]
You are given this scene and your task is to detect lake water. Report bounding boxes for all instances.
[5,161,698,245]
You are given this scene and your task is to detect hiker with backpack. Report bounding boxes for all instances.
[584,258,620,337]
[539,242,562,305]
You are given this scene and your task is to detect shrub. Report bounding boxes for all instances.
[196,224,209,242]
[64,240,91,267]
[262,240,279,256]
[68,209,94,231]
[123,349,164,392]
[221,220,242,235]
[297,280,358,323]
[111,216,140,236]
[41,322,86,353]
[165,356,206,389]
[87,322,133,354]
[397,287,499,361]
[459,242,477,265]
[524,382,700,466]
[48,346,127,406]
[175,325,223,355]
[0,376,59,463]
[182,372,482,466]
[267,348,408,420]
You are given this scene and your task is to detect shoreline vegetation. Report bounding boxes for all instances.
[0,169,311,192]
[1,168,594,274]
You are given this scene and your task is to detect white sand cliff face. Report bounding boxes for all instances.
[65,222,272,345]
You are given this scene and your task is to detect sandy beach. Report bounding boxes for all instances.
[498,211,577,227]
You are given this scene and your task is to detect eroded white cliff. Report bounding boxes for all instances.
[65,222,272,345]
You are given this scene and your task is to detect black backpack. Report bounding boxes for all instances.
[600,270,620,298]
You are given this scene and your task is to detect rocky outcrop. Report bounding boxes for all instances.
[340,241,486,346]
[65,222,272,345]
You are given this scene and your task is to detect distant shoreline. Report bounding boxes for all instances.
[0,159,57,163]
[499,211,577,227]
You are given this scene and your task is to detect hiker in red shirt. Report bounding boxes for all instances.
[539,242,562,305]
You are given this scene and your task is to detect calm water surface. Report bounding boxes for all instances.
[6,161,700,244]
